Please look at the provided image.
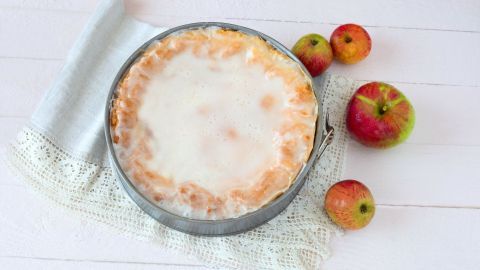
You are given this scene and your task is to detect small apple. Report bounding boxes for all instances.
[325,179,375,230]
[330,24,371,64]
[346,82,415,148]
[291,34,333,77]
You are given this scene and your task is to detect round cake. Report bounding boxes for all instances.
[110,27,317,220]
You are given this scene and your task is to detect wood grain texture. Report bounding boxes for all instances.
[0,9,89,59]
[125,0,480,32]
[344,142,480,207]
[1,0,480,269]
[1,257,205,270]
[133,16,480,87]
[0,183,204,267]
[0,0,98,12]
[393,83,480,146]
[1,183,478,270]
[324,206,480,270]
[2,8,479,87]
[2,0,480,32]
[0,59,61,117]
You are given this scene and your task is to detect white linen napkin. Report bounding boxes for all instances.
[6,0,358,269]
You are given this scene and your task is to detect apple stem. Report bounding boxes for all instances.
[378,104,389,116]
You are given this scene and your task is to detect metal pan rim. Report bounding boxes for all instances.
[104,22,327,236]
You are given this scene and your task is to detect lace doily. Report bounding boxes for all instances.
[6,74,357,269]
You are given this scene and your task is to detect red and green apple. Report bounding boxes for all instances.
[330,24,371,64]
[292,33,333,77]
[346,82,415,148]
[324,179,375,230]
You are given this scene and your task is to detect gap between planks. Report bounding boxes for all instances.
[0,179,478,210]
[377,204,480,210]
[2,115,480,148]
[0,56,478,89]
[1,255,205,268]
[0,5,479,35]
[2,8,479,86]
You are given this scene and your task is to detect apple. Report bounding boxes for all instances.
[291,34,333,77]
[324,179,375,230]
[346,82,415,148]
[330,24,371,64]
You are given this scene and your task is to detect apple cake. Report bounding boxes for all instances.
[110,27,317,220]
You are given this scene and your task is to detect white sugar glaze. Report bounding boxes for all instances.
[112,28,317,219]
[139,50,288,195]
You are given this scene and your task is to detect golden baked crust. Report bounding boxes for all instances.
[110,27,317,220]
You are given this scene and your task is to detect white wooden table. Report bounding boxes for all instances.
[1,1,480,269]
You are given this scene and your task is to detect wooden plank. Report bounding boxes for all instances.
[391,82,480,147]
[1,198,479,269]
[125,0,480,32]
[1,257,204,270]
[0,118,25,142]
[140,16,480,87]
[0,0,98,12]
[344,142,480,207]
[0,9,89,60]
[0,183,204,266]
[324,206,480,270]
[0,9,480,87]
[0,59,61,117]
[0,117,28,187]
[2,0,479,32]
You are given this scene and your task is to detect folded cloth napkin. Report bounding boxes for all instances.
[6,0,359,269]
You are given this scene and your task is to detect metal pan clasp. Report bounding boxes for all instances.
[315,112,334,162]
